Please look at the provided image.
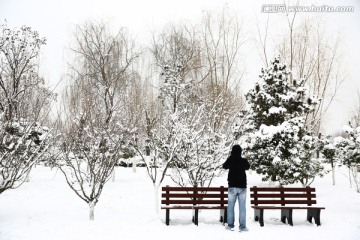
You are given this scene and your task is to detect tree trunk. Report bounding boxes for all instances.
[268,179,275,187]
[111,169,116,182]
[354,167,360,193]
[154,184,160,214]
[332,165,336,186]
[349,167,352,188]
[25,174,30,182]
[89,201,96,221]
[132,157,137,173]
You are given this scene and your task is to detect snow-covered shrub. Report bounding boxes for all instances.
[0,119,51,194]
[169,105,229,187]
[341,125,360,192]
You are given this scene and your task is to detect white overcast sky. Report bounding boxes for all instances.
[0,0,359,133]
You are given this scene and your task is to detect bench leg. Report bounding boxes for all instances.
[307,209,321,226]
[194,209,199,226]
[220,208,227,225]
[166,209,170,226]
[219,209,227,225]
[281,209,293,226]
[254,209,264,227]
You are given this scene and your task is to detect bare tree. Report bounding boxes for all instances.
[66,20,140,128]
[199,8,247,132]
[62,20,141,175]
[200,8,246,91]
[349,91,360,127]
[55,117,123,220]
[151,22,201,114]
[131,108,185,213]
[56,20,141,219]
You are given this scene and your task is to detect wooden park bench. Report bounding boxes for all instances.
[250,186,325,227]
[161,186,228,226]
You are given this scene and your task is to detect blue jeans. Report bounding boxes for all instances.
[227,187,247,229]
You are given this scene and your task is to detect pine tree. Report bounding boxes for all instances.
[239,57,321,185]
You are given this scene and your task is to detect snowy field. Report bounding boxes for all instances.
[0,166,359,240]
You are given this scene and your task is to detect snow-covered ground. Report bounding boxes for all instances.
[0,166,359,240]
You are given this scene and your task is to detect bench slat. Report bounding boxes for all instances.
[161,206,227,209]
[162,186,228,192]
[162,200,227,205]
[251,193,316,198]
[250,187,315,192]
[251,200,317,205]
[162,193,227,198]
[251,206,325,210]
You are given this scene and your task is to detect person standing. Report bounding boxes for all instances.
[223,144,250,232]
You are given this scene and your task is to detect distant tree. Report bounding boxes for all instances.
[65,20,139,128]
[200,8,246,128]
[151,23,200,114]
[239,57,321,186]
[321,135,350,186]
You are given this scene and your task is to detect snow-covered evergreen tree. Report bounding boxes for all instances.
[239,57,321,186]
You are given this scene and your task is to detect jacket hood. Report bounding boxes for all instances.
[231,144,242,157]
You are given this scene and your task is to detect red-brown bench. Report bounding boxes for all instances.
[250,186,325,227]
[161,186,228,226]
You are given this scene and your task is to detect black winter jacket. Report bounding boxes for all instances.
[223,155,250,188]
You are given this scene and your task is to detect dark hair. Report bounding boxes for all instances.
[231,144,242,157]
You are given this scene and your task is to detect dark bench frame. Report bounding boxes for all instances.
[250,186,325,227]
[161,185,228,226]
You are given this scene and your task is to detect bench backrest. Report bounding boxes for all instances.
[250,186,317,206]
[161,186,228,207]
